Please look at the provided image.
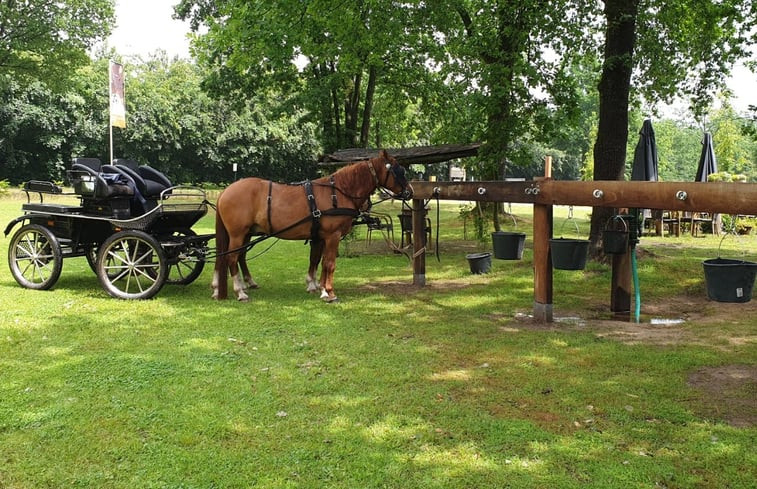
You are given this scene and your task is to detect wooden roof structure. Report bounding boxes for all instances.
[321,143,481,166]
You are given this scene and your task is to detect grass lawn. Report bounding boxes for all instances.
[0,190,755,488]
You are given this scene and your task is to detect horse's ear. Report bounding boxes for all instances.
[379,149,390,160]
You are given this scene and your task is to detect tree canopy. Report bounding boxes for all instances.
[0,0,115,88]
[0,0,754,202]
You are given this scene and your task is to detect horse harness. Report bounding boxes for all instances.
[207,160,408,261]
[266,175,367,242]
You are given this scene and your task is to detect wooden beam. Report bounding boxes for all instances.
[411,181,757,215]
[408,179,757,324]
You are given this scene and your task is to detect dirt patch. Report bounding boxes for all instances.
[493,296,757,428]
[687,365,757,428]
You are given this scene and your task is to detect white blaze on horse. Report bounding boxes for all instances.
[211,150,413,302]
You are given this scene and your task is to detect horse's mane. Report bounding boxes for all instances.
[326,154,383,195]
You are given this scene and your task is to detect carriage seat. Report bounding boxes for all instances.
[112,159,173,199]
[70,158,134,200]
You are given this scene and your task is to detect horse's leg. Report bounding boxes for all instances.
[212,211,229,300]
[226,234,251,302]
[306,238,323,293]
[238,236,258,290]
[318,234,341,302]
[211,261,223,300]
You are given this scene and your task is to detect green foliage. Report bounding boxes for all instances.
[634,0,757,117]
[0,179,9,195]
[427,1,596,178]
[177,0,445,151]
[721,214,757,234]
[0,54,322,185]
[458,203,490,244]
[709,102,757,180]
[0,77,107,184]
[0,0,115,89]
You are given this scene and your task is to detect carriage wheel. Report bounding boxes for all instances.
[163,228,205,285]
[8,224,63,290]
[96,230,167,300]
[85,245,100,274]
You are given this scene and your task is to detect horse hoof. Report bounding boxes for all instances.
[325,296,340,304]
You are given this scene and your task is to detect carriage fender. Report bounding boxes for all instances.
[4,216,28,237]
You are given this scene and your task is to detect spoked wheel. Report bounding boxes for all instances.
[85,245,99,274]
[162,228,206,285]
[8,224,63,290]
[96,230,167,300]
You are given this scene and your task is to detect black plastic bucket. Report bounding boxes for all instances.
[466,252,492,274]
[491,231,526,260]
[602,229,629,254]
[550,238,589,270]
[602,215,629,254]
[702,258,757,303]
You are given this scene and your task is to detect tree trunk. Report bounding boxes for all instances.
[331,86,342,149]
[344,72,362,147]
[589,0,640,258]
[359,65,377,148]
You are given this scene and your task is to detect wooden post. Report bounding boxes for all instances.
[544,155,552,179]
[610,252,632,319]
[533,156,554,322]
[533,200,553,322]
[412,198,426,286]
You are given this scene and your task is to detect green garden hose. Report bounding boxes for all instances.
[631,247,641,322]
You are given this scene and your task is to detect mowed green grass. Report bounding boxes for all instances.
[0,193,755,488]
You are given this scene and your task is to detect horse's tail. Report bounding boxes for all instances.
[214,207,229,300]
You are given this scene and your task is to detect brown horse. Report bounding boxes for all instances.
[212,150,413,302]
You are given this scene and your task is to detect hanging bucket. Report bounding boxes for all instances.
[602,215,629,255]
[550,208,589,270]
[703,258,757,303]
[702,232,757,302]
[492,231,526,260]
[550,238,589,270]
[466,252,492,274]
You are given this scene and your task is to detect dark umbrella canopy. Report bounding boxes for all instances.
[695,132,718,182]
[631,119,659,182]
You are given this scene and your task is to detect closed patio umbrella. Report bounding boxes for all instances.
[630,118,660,232]
[695,132,718,182]
[694,132,721,234]
[629,118,659,323]
[631,119,658,182]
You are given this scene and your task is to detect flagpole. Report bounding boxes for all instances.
[109,119,114,164]
[109,60,126,163]
[109,62,113,163]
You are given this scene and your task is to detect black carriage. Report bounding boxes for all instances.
[4,158,212,299]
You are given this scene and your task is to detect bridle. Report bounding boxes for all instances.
[366,160,413,201]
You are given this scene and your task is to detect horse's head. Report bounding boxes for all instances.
[375,150,413,200]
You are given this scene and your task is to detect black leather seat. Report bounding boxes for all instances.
[70,158,133,199]
[112,159,172,199]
